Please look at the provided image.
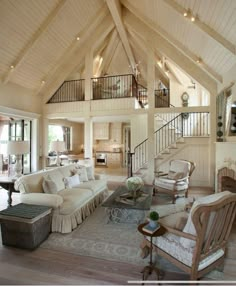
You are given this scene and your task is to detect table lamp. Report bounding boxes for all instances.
[7,140,30,178]
[50,140,65,166]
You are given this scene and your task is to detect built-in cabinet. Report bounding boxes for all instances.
[107,152,122,167]
[110,122,122,144]
[93,123,109,140]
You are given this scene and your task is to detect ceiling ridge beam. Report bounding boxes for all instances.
[105,0,136,71]
[123,9,217,94]
[39,14,114,103]
[164,0,236,56]
[2,0,67,85]
[121,0,222,84]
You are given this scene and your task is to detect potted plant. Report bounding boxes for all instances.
[149,211,159,228]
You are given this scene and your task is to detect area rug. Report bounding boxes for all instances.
[40,204,223,281]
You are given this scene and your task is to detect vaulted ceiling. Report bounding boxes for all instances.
[0,0,235,102]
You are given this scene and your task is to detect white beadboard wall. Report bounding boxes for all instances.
[90,98,136,112]
[158,137,211,187]
[43,101,90,117]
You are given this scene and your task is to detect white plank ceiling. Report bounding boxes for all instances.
[0,0,235,97]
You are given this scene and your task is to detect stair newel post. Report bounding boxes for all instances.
[127,151,135,178]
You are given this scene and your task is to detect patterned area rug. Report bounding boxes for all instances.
[40,202,223,281]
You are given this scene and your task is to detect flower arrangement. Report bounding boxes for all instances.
[126,176,144,192]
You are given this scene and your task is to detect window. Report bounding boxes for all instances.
[48,125,71,152]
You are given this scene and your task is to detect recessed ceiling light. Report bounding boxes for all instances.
[191,16,195,22]
[41,80,45,84]
[183,12,188,17]
[10,65,14,69]
[76,36,80,41]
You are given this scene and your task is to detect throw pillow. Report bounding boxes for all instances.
[64,174,80,188]
[168,171,184,180]
[85,166,95,180]
[42,175,58,194]
[73,166,89,182]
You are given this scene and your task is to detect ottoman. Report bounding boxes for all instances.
[0,203,52,249]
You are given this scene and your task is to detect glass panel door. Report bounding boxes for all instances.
[8,120,31,174]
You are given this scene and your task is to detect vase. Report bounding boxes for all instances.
[149,220,159,228]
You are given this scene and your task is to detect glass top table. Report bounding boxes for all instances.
[102,185,153,223]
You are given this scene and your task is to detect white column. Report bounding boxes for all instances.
[84,117,93,160]
[42,117,49,169]
[146,44,155,184]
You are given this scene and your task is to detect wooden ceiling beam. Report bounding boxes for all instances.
[121,0,222,84]
[105,0,136,72]
[124,9,217,94]
[164,0,236,56]
[40,14,114,103]
[128,30,169,88]
[2,0,67,84]
[98,29,120,76]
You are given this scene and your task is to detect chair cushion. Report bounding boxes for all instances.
[151,234,224,271]
[155,177,188,191]
[180,191,232,248]
[168,171,184,180]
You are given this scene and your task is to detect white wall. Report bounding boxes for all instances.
[130,113,147,151]
[0,83,41,114]
[169,75,209,107]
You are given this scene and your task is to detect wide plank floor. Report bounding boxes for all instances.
[0,168,236,284]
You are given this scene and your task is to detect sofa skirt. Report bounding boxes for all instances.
[51,189,108,233]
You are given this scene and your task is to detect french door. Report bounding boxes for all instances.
[9,119,32,174]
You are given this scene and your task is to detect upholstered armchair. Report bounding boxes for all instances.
[141,191,236,280]
[154,159,196,203]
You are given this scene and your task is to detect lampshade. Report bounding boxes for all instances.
[7,141,30,155]
[50,140,65,152]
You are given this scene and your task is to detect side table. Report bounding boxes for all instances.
[0,203,52,249]
[138,222,166,281]
[0,177,19,207]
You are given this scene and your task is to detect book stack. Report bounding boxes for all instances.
[142,223,160,234]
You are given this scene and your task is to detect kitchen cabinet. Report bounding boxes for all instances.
[94,123,109,140]
[110,122,122,144]
[107,152,122,167]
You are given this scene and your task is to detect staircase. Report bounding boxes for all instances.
[131,112,210,178]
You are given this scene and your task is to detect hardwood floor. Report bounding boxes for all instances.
[0,168,236,284]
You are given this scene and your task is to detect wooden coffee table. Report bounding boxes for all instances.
[102,185,153,223]
[138,222,166,281]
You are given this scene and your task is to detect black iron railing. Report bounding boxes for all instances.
[47,79,85,103]
[92,74,137,100]
[133,138,148,173]
[137,84,148,107]
[154,114,183,156]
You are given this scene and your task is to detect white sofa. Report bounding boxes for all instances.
[14,164,108,233]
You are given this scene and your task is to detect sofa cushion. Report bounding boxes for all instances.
[58,189,93,215]
[78,179,107,195]
[85,165,95,180]
[72,166,88,182]
[47,168,65,191]
[42,175,59,194]
[64,174,80,188]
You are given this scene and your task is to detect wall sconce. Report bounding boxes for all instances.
[7,141,30,179]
